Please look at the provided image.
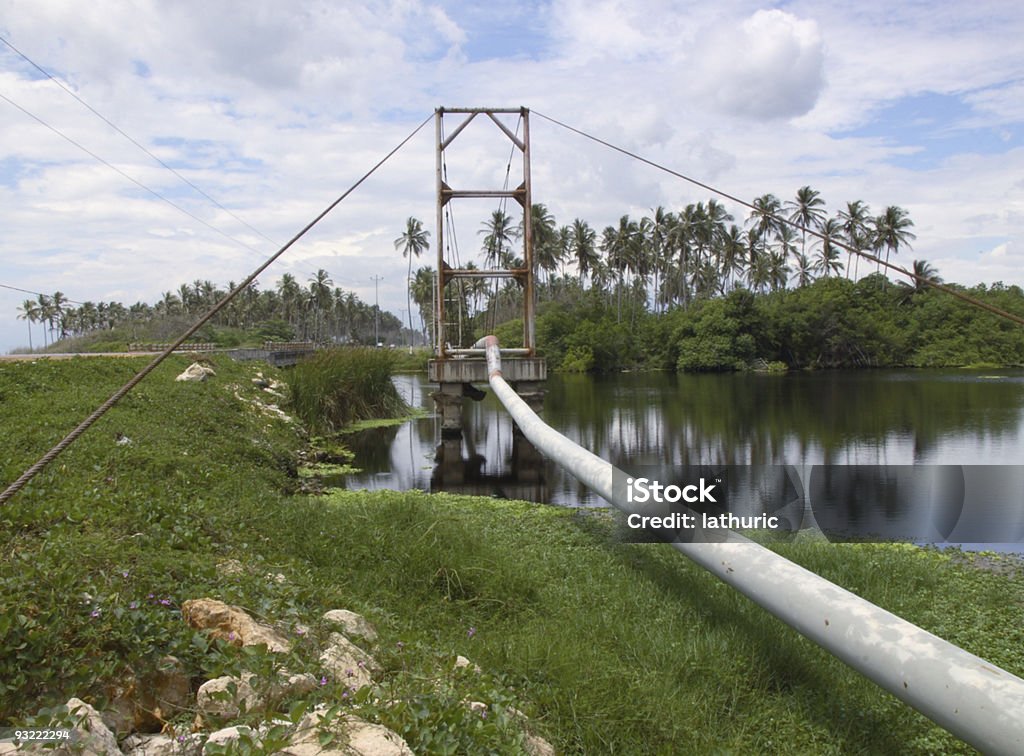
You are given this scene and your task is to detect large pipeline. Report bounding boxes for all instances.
[478,334,1024,754]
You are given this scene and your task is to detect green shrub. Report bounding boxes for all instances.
[286,348,408,433]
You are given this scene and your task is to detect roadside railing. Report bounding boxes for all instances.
[129,342,217,352]
[478,334,1024,755]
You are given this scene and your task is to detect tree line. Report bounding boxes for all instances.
[398,186,927,347]
[15,271,410,351]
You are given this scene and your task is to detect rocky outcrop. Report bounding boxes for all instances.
[323,609,378,642]
[11,601,555,755]
[283,710,413,756]
[195,673,260,721]
[181,598,290,653]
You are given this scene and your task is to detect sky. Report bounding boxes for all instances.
[1,0,1022,353]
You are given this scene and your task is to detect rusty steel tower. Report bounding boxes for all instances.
[428,107,546,437]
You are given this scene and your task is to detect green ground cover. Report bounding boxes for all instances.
[1,356,1021,753]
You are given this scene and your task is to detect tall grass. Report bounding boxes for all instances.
[287,347,408,432]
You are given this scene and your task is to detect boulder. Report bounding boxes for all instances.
[195,674,260,720]
[322,609,378,642]
[318,633,380,690]
[181,598,290,653]
[175,363,215,382]
[203,725,260,751]
[282,711,412,756]
[265,671,318,705]
[122,734,202,756]
[52,698,121,756]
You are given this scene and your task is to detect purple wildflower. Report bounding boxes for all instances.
[90,608,101,618]
[467,626,477,639]
[319,675,328,686]
[129,601,138,610]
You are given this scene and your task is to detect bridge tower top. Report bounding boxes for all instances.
[433,107,536,358]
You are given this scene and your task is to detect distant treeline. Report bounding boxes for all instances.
[15,270,413,351]
[509,275,1024,372]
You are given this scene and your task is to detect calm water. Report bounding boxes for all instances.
[339,370,1024,546]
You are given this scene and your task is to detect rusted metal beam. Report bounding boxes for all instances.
[486,111,525,151]
[440,112,478,150]
[444,268,527,279]
[438,107,525,114]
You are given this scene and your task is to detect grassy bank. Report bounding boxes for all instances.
[1,357,1023,753]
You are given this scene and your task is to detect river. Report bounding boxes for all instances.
[338,369,1024,548]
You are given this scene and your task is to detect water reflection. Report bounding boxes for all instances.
[337,370,1024,543]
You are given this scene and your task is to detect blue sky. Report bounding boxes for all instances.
[0,0,1023,353]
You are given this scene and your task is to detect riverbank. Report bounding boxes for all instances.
[2,356,1022,753]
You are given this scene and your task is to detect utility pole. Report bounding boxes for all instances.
[370,275,383,346]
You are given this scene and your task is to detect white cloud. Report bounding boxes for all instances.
[689,9,825,120]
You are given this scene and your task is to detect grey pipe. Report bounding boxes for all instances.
[478,335,1024,754]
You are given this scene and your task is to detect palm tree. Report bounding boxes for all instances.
[838,200,872,278]
[395,217,430,347]
[873,206,916,276]
[36,294,53,347]
[814,218,844,278]
[411,266,436,344]
[794,253,815,288]
[526,204,560,285]
[568,218,598,289]
[747,193,785,252]
[643,207,674,312]
[898,259,943,301]
[17,299,39,351]
[277,273,302,328]
[50,292,68,341]
[308,269,333,342]
[719,224,748,292]
[786,186,827,258]
[479,210,518,268]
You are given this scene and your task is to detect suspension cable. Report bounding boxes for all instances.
[0,34,281,248]
[0,89,270,258]
[0,113,433,507]
[533,110,1024,328]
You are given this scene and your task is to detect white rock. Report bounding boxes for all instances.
[203,726,259,751]
[282,711,412,756]
[181,598,291,653]
[196,674,260,720]
[175,363,216,382]
[322,609,378,642]
[123,734,202,756]
[523,731,556,756]
[55,698,122,756]
[318,632,380,690]
[454,655,482,673]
